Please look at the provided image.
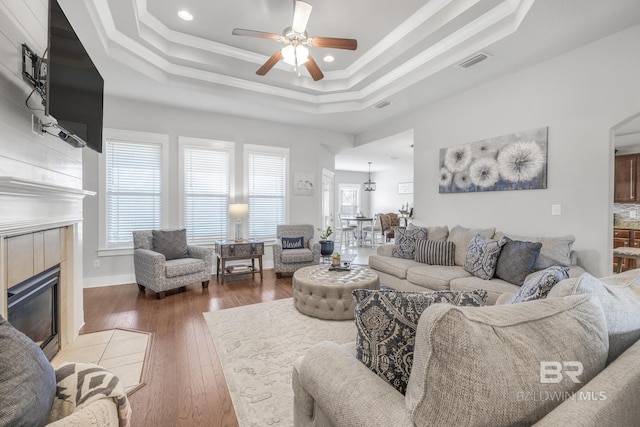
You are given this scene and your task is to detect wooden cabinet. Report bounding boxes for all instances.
[614,154,640,203]
[612,228,640,272]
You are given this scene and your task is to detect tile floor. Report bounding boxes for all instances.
[51,328,151,393]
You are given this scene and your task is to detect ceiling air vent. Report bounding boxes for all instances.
[374,100,392,109]
[458,53,490,69]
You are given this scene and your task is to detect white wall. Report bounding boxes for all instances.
[0,0,85,332]
[369,169,414,216]
[83,96,347,286]
[356,25,640,277]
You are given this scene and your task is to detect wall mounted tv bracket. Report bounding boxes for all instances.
[22,44,47,99]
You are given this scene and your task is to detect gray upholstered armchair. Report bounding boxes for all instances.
[273,224,321,277]
[132,229,214,299]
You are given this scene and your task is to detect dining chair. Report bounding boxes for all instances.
[336,213,356,248]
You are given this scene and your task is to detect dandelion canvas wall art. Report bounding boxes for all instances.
[439,127,548,193]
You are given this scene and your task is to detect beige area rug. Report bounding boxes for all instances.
[203,298,356,427]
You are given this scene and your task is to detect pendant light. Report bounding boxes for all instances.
[364,161,376,192]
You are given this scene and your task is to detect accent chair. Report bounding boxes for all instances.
[273,224,321,277]
[132,229,213,299]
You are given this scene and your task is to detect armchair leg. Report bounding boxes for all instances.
[137,284,145,292]
[202,281,209,289]
[276,273,282,278]
[179,286,186,293]
[155,291,166,300]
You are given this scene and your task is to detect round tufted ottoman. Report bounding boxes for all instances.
[292,265,379,320]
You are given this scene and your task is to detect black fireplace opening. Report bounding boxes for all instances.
[7,266,60,361]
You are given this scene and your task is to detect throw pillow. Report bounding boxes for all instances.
[281,236,304,250]
[352,289,488,394]
[152,229,188,260]
[447,225,496,266]
[507,265,569,303]
[494,232,575,269]
[392,227,427,259]
[405,295,608,426]
[463,234,507,280]
[549,272,640,364]
[0,315,56,427]
[414,239,455,266]
[495,237,542,285]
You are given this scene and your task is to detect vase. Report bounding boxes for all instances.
[331,257,340,267]
[320,240,334,256]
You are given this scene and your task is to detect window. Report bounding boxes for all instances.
[102,131,168,249]
[339,184,361,217]
[180,138,234,244]
[245,145,288,240]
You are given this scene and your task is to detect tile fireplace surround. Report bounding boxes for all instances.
[0,177,95,351]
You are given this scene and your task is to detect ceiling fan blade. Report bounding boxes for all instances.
[256,50,283,76]
[292,1,312,33]
[310,37,357,50]
[304,55,324,81]
[232,28,281,40]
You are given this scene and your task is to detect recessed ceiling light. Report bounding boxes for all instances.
[178,10,193,21]
[323,55,335,63]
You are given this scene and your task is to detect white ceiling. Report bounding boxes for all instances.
[59,0,640,170]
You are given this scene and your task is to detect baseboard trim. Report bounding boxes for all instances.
[83,274,136,288]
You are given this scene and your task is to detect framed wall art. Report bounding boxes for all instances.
[439,126,548,194]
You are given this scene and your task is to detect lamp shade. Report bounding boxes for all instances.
[229,203,249,218]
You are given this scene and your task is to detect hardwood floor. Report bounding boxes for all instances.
[81,270,293,427]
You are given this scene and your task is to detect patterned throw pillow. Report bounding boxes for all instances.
[392,227,427,259]
[508,266,569,303]
[464,234,508,280]
[281,236,304,250]
[152,229,188,260]
[495,237,543,285]
[352,289,488,394]
[414,239,455,265]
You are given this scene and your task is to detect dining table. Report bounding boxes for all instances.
[343,216,374,247]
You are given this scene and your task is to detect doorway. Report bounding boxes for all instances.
[321,169,335,231]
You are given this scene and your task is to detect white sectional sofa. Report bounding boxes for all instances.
[368,225,585,304]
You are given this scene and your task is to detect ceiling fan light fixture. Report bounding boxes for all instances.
[281,44,309,66]
[177,10,193,21]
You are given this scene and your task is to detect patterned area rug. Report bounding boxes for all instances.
[203,298,356,427]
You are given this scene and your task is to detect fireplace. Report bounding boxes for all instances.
[7,266,60,361]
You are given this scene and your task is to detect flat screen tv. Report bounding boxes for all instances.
[46,0,104,153]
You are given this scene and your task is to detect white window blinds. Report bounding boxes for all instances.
[106,140,163,246]
[183,146,230,244]
[247,150,287,239]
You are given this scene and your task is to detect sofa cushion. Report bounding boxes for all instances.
[508,266,569,303]
[494,232,575,269]
[368,255,422,279]
[495,237,543,285]
[392,227,428,259]
[405,294,609,426]
[463,234,507,280]
[352,289,488,394]
[549,272,640,364]
[406,265,471,291]
[281,236,304,249]
[414,239,455,266]
[281,248,314,263]
[165,258,205,278]
[447,225,495,266]
[152,229,188,260]
[0,315,56,427]
[427,226,449,242]
[450,276,520,305]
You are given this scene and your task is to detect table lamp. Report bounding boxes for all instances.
[229,203,249,242]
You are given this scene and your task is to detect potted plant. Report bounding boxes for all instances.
[317,226,334,256]
[331,252,341,267]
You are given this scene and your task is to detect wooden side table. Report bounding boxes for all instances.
[215,240,264,284]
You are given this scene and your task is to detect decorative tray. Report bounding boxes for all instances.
[328,266,351,272]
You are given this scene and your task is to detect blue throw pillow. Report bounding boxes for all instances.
[282,236,304,250]
[353,289,488,394]
[0,315,56,426]
[508,266,569,303]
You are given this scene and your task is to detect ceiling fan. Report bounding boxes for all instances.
[232,1,357,81]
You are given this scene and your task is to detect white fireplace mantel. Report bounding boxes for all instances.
[0,176,95,199]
